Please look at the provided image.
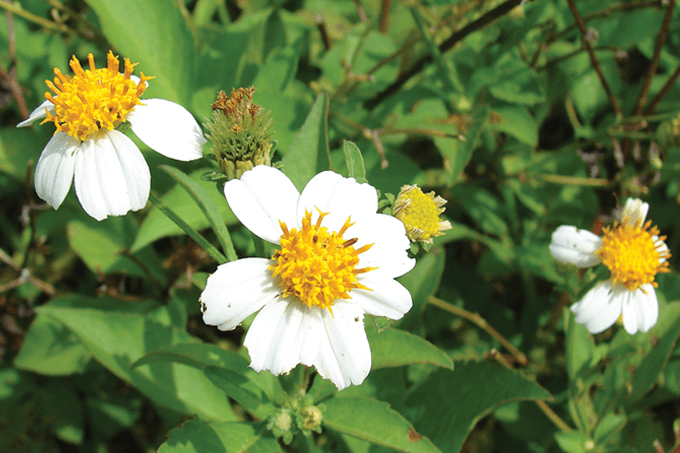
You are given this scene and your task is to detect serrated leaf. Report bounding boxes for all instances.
[367,325,452,370]
[158,418,281,453]
[324,397,442,453]
[402,361,552,452]
[38,296,235,422]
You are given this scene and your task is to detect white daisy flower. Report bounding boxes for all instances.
[18,51,205,221]
[550,198,670,334]
[200,166,415,390]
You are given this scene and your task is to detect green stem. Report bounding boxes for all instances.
[149,192,228,264]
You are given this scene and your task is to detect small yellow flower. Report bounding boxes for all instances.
[392,184,451,244]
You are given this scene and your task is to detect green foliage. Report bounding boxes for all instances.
[3,0,680,452]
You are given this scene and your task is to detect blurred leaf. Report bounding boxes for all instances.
[0,127,45,178]
[324,397,442,453]
[434,107,488,185]
[39,296,235,422]
[14,315,91,376]
[204,367,276,420]
[491,106,538,147]
[158,417,281,453]
[367,325,453,370]
[84,0,195,104]
[282,94,330,191]
[398,248,446,329]
[402,361,552,453]
[554,430,587,453]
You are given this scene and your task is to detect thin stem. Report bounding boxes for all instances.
[644,61,680,115]
[364,0,524,109]
[566,0,623,119]
[538,174,611,187]
[428,295,528,366]
[0,247,55,295]
[0,0,71,33]
[379,0,390,33]
[633,0,675,115]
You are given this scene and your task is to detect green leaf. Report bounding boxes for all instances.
[159,165,237,261]
[435,106,488,185]
[282,94,330,191]
[39,296,235,422]
[0,127,44,178]
[398,249,446,329]
[66,216,143,275]
[83,0,195,105]
[158,418,281,453]
[132,169,238,252]
[366,325,452,370]
[564,308,595,380]
[490,106,538,147]
[131,342,285,407]
[13,314,91,376]
[343,141,367,183]
[402,361,552,453]
[204,366,276,420]
[625,304,680,403]
[147,192,228,264]
[323,397,442,453]
[554,430,587,453]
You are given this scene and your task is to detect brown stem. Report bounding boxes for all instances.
[428,295,529,366]
[633,0,675,115]
[315,15,332,50]
[379,0,390,33]
[364,0,525,109]
[644,59,680,116]
[566,0,623,119]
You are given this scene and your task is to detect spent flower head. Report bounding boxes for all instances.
[550,198,670,334]
[17,51,205,221]
[200,166,415,390]
[392,184,452,244]
[205,87,275,180]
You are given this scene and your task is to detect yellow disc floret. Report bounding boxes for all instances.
[393,185,451,244]
[596,219,670,291]
[270,210,375,312]
[41,51,152,142]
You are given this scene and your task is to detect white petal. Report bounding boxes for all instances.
[73,131,147,221]
[620,198,648,226]
[107,130,151,211]
[34,133,78,209]
[128,99,205,161]
[550,225,603,268]
[224,166,300,243]
[571,280,624,334]
[201,258,279,331]
[244,297,324,375]
[18,100,55,127]
[315,302,372,390]
[297,171,378,232]
[352,276,413,319]
[622,284,659,334]
[350,213,415,278]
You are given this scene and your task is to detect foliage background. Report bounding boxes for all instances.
[1,0,680,452]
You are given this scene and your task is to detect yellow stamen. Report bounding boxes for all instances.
[596,219,670,291]
[41,51,153,142]
[270,210,376,312]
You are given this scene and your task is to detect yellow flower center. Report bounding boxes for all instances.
[398,187,442,240]
[596,219,670,291]
[41,51,152,142]
[270,210,375,312]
